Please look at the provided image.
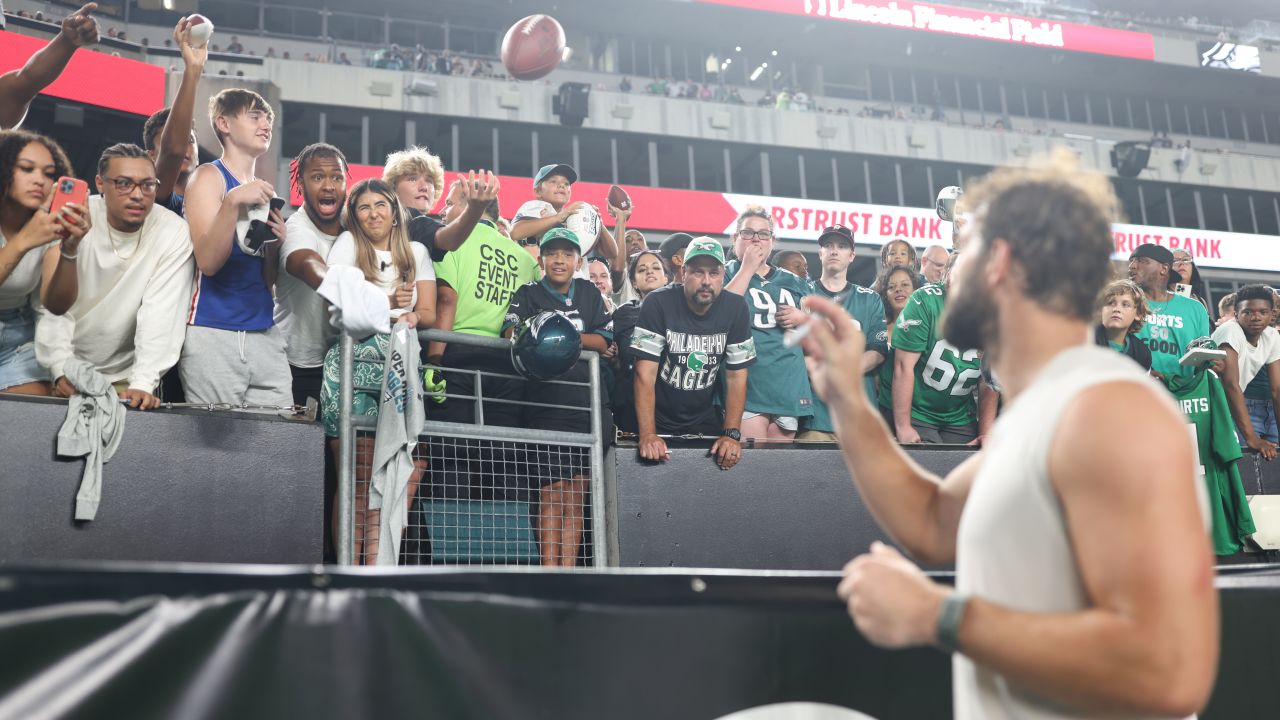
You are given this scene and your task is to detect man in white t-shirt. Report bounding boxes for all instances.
[1211,283,1280,458]
[36,144,193,409]
[276,143,349,406]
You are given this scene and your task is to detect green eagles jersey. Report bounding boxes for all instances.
[804,281,887,433]
[433,221,538,338]
[1168,369,1256,555]
[891,283,980,428]
[724,261,813,417]
[1136,293,1211,381]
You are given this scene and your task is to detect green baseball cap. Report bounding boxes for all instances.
[534,163,578,187]
[682,236,726,266]
[539,227,582,251]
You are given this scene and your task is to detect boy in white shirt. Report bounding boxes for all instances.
[1212,283,1280,458]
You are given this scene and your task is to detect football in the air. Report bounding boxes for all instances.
[607,184,631,211]
[563,204,601,255]
[186,14,214,48]
[501,15,567,81]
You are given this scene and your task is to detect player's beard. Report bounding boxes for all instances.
[941,258,998,354]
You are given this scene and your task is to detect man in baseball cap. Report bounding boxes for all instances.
[657,232,693,283]
[1128,243,1211,381]
[631,234,754,471]
[798,224,887,441]
[511,162,622,276]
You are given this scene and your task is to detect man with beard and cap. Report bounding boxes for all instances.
[1128,243,1210,382]
[795,150,1216,720]
[632,237,755,468]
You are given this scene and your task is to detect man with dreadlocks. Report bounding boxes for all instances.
[275,142,350,407]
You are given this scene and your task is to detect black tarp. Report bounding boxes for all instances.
[1,564,1278,719]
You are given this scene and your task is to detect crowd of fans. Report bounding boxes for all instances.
[1,8,1274,565]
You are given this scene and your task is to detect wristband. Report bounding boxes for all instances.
[60,250,79,261]
[936,591,969,654]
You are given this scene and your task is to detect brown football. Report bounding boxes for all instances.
[501,15,566,81]
[608,184,631,211]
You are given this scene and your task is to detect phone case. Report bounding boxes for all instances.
[49,177,89,216]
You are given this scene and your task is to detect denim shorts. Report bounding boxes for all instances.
[1244,397,1279,445]
[0,305,48,390]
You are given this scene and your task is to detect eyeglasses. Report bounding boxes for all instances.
[1172,257,1193,265]
[520,238,539,247]
[738,229,774,240]
[103,176,160,195]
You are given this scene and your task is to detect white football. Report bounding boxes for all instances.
[563,204,600,255]
[186,14,214,48]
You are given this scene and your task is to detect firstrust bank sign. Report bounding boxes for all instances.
[697,0,1156,60]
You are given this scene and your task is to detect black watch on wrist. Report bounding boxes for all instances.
[721,428,741,441]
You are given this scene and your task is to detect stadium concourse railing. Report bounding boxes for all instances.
[336,328,610,567]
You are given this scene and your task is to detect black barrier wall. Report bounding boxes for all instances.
[614,442,1280,570]
[0,565,1275,719]
[0,395,324,564]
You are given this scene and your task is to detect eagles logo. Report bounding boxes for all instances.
[687,351,709,371]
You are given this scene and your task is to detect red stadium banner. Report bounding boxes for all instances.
[294,165,1275,272]
[694,0,1156,61]
[0,31,165,116]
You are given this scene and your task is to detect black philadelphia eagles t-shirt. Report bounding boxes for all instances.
[629,285,756,434]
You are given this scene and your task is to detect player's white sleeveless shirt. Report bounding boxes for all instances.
[953,345,1206,720]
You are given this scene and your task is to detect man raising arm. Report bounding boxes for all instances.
[0,4,99,130]
[800,151,1216,718]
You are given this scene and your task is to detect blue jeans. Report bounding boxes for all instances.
[0,305,48,390]
[1245,397,1279,445]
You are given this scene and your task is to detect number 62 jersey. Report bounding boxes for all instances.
[891,282,982,428]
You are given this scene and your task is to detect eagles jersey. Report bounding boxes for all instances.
[630,286,756,433]
[891,283,981,428]
[805,281,887,433]
[724,261,813,418]
[1168,368,1256,555]
[504,278,613,430]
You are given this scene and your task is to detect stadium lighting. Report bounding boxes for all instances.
[771,50,778,56]
[735,46,742,52]
[750,65,765,81]
[762,62,768,68]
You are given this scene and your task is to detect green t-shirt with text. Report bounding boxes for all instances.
[433,222,537,338]
[1136,293,1211,381]
[891,283,981,428]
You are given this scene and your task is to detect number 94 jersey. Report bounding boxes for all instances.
[724,261,813,418]
[891,282,982,428]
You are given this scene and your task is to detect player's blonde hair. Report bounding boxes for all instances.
[382,146,444,200]
[961,148,1121,322]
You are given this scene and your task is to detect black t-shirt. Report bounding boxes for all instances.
[629,285,756,434]
[407,208,448,263]
[504,278,614,430]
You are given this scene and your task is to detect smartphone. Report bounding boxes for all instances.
[49,176,89,217]
[1174,283,1193,298]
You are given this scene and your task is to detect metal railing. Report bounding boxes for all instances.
[336,328,610,567]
